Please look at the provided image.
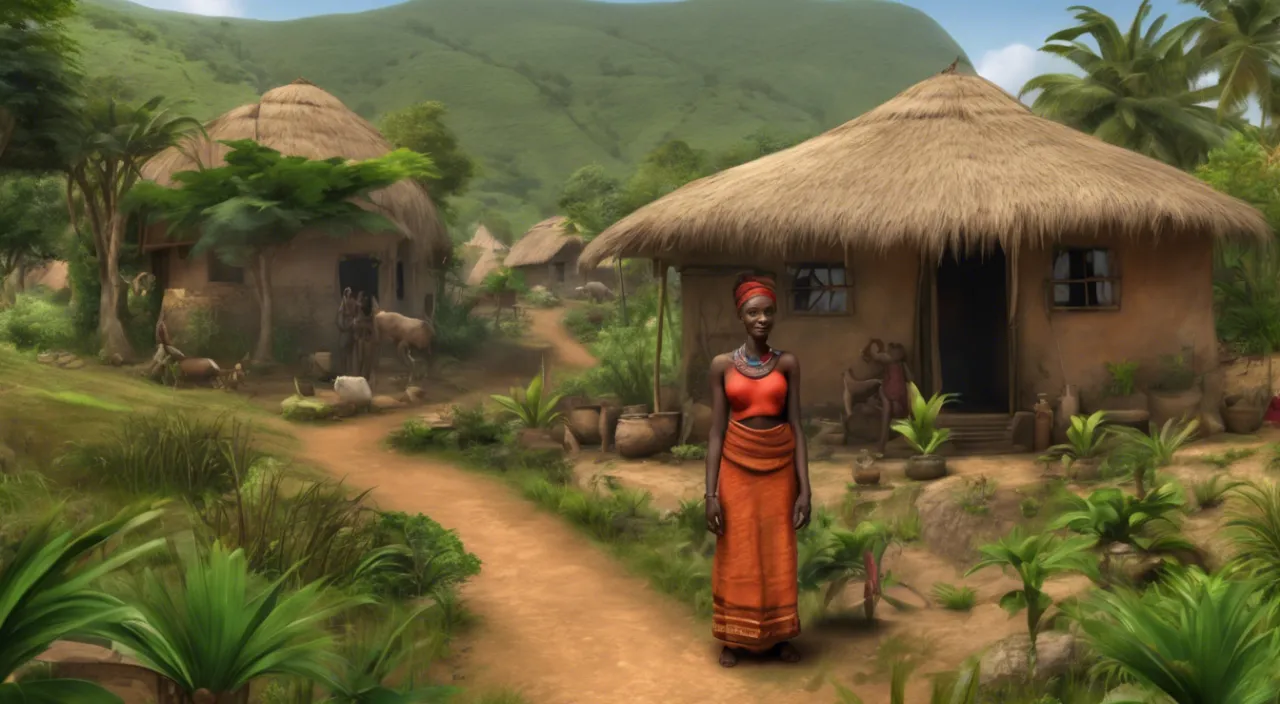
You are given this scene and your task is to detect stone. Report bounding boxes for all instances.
[54,352,76,365]
[372,394,405,411]
[334,376,373,406]
[979,632,1086,688]
[405,386,426,404]
[106,353,124,366]
[36,352,55,364]
[61,359,85,370]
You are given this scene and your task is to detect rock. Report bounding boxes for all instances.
[405,386,426,404]
[54,352,76,366]
[106,353,124,367]
[334,376,373,406]
[979,632,1086,688]
[36,352,55,364]
[61,359,85,370]
[915,476,1000,562]
[280,395,334,421]
[372,394,405,411]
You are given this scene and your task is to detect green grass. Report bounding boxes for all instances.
[72,0,967,230]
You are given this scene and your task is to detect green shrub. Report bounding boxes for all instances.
[0,293,75,350]
[62,413,258,503]
[523,286,559,308]
[931,582,977,611]
[365,511,482,600]
[671,444,707,461]
[563,303,613,342]
[433,296,491,359]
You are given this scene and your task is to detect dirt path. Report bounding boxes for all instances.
[292,413,825,704]
[523,307,594,370]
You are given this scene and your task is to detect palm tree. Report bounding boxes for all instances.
[1184,0,1280,128]
[1076,568,1280,704]
[1022,0,1231,168]
[106,541,370,704]
[63,96,203,360]
[0,504,165,703]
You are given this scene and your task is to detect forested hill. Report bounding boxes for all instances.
[73,0,969,229]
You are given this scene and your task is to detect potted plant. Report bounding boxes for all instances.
[1147,348,1202,428]
[1094,361,1149,429]
[1043,410,1110,481]
[890,382,957,480]
[490,358,565,449]
[1222,384,1268,434]
[853,449,882,486]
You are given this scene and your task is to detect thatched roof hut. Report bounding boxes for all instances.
[467,224,508,252]
[580,72,1268,268]
[142,78,448,260]
[465,247,504,287]
[504,216,582,268]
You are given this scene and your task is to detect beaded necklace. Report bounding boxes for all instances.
[732,343,780,378]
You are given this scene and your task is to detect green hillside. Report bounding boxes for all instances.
[71,0,969,231]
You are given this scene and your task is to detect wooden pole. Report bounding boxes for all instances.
[654,260,668,413]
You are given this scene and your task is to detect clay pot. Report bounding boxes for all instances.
[1068,457,1102,481]
[853,466,881,486]
[1104,409,1150,432]
[615,412,680,459]
[1149,387,1203,429]
[904,455,946,481]
[1222,404,1264,435]
[515,427,559,451]
[1093,393,1149,413]
[567,405,603,445]
[622,404,650,416]
[599,404,623,451]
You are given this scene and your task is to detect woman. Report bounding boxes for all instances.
[705,273,812,668]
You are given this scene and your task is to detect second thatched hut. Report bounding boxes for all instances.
[140,79,449,353]
[504,216,614,295]
[580,70,1269,444]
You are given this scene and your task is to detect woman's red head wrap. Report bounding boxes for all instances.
[734,276,777,309]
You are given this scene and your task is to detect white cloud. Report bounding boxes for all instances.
[974,43,1077,102]
[128,0,245,17]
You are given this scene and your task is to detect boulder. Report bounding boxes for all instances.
[979,632,1086,688]
[334,376,373,407]
[61,359,85,370]
[372,394,406,411]
[915,476,998,562]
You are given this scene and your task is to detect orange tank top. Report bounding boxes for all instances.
[724,367,788,420]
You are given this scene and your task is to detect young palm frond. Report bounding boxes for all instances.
[107,541,371,700]
[889,382,957,456]
[0,503,166,704]
[1190,474,1245,510]
[1108,417,1200,497]
[489,357,564,428]
[1225,480,1280,600]
[1050,483,1192,553]
[326,602,460,704]
[1077,568,1280,704]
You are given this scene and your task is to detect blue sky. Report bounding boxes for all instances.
[125,0,1206,99]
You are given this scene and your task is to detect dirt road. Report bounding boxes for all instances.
[523,307,595,370]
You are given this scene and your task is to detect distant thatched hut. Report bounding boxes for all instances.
[140,79,448,352]
[504,216,614,294]
[467,224,508,253]
[463,224,508,287]
[580,71,1269,435]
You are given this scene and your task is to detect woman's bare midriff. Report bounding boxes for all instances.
[735,415,787,429]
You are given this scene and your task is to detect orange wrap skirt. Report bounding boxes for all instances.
[712,420,800,652]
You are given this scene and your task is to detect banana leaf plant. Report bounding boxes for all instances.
[105,540,371,703]
[1041,410,1111,466]
[1108,417,1200,498]
[797,514,908,620]
[1050,483,1194,582]
[490,356,564,429]
[0,503,166,704]
[890,382,957,456]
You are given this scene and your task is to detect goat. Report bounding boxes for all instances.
[372,310,434,383]
[574,281,614,303]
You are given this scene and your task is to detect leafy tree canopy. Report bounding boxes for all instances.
[0,24,82,170]
[0,172,64,278]
[1,0,77,29]
[1197,131,1280,227]
[379,101,475,220]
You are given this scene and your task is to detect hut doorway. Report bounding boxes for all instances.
[935,249,1009,413]
[339,256,380,302]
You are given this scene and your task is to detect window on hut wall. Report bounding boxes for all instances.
[1050,247,1118,310]
[786,264,850,314]
[207,254,244,284]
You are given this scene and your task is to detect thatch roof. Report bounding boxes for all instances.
[467,225,508,252]
[504,216,583,268]
[465,247,504,287]
[141,79,448,259]
[579,72,1270,269]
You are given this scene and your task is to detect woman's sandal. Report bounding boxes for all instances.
[775,642,801,663]
[719,647,739,668]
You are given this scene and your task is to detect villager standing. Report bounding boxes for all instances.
[705,274,811,668]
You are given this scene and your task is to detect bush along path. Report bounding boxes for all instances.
[290,412,828,704]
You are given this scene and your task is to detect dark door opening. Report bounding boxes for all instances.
[339,256,380,304]
[935,249,1009,413]
[395,261,405,301]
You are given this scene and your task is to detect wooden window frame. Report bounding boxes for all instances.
[785,263,853,316]
[1047,246,1121,312]
[207,254,244,284]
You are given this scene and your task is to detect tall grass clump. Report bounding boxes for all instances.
[433,296,492,359]
[63,412,259,503]
[0,293,75,351]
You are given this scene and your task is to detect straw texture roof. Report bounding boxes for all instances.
[465,247,504,287]
[579,72,1270,268]
[467,224,508,252]
[141,79,448,259]
[504,216,583,267]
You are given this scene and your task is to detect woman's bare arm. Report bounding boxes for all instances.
[785,354,811,497]
[705,355,730,497]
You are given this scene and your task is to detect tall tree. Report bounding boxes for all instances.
[558,164,625,239]
[0,173,63,296]
[0,11,81,170]
[379,101,475,222]
[63,96,203,359]
[1184,0,1280,128]
[126,139,435,363]
[1022,0,1230,168]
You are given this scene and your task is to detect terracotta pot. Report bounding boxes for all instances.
[599,404,623,451]
[1094,392,1148,413]
[1068,457,1102,481]
[515,427,559,451]
[567,405,603,445]
[615,412,681,458]
[1222,404,1264,434]
[1104,409,1150,432]
[853,467,881,486]
[1149,387,1203,429]
[622,404,650,416]
[904,454,946,481]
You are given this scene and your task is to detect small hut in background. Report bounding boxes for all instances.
[467,224,508,253]
[504,216,614,295]
[463,224,508,287]
[140,79,449,353]
[580,70,1269,446]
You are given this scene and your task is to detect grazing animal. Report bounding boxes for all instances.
[212,363,247,390]
[121,271,156,299]
[372,310,434,382]
[575,281,614,303]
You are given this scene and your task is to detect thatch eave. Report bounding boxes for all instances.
[578,72,1270,270]
[504,216,583,268]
